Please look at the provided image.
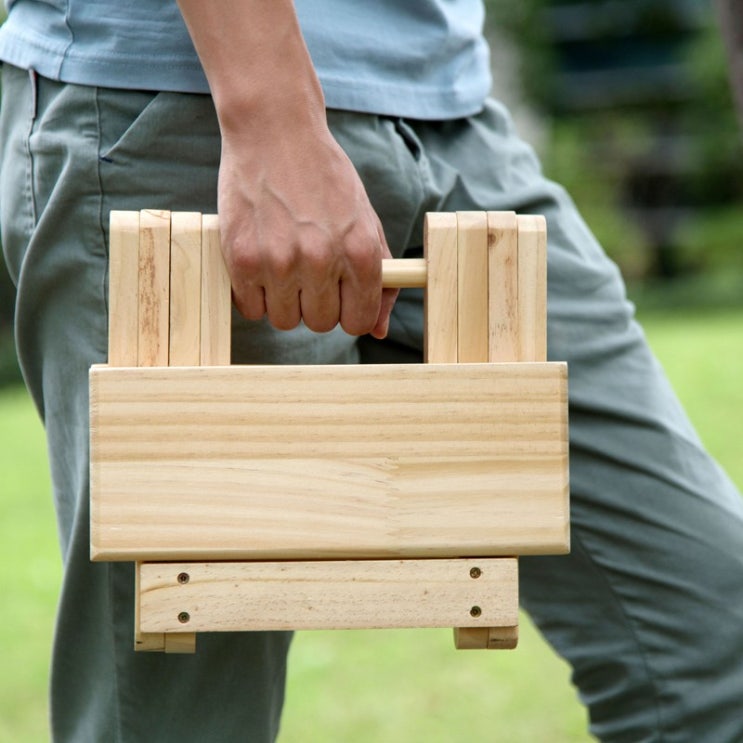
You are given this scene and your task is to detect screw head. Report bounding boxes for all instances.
[470,606,482,618]
[469,567,482,579]
[177,572,190,584]
[178,611,191,624]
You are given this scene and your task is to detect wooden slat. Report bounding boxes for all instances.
[137,209,171,367]
[169,212,202,367]
[454,212,518,648]
[200,215,232,366]
[108,212,140,366]
[89,361,569,562]
[153,211,201,651]
[424,212,458,363]
[138,558,519,633]
[109,211,173,651]
[456,212,489,363]
[517,215,548,362]
[113,211,199,652]
[487,211,520,363]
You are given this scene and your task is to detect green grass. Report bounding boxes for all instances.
[638,308,743,487]
[0,388,57,743]
[2,309,742,742]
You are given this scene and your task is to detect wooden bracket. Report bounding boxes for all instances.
[93,209,568,653]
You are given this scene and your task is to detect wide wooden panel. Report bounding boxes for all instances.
[90,361,569,561]
[138,558,519,633]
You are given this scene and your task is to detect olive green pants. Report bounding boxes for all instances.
[3,64,743,742]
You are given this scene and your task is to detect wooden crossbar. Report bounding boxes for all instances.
[92,209,569,653]
[138,559,519,633]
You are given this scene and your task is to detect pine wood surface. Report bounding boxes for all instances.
[98,209,568,651]
[90,361,568,562]
[138,558,519,633]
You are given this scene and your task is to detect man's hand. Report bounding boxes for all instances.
[218,111,395,337]
[178,0,397,338]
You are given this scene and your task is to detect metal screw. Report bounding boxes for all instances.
[178,611,191,624]
[470,606,482,618]
[177,572,190,584]
[469,567,482,579]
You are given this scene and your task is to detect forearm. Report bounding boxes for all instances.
[177,0,325,132]
[175,0,396,338]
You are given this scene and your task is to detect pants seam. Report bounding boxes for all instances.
[94,86,111,330]
[24,68,38,234]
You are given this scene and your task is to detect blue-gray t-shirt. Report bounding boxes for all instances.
[0,0,491,119]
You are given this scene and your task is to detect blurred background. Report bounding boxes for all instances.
[487,0,743,293]
[1,1,741,741]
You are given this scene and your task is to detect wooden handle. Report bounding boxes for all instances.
[381,258,426,288]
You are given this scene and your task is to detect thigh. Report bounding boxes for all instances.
[359,98,743,741]
[1,68,292,743]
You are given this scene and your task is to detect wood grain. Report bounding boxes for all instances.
[200,215,231,366]
[487,211,520,363]
[137,209,170,367]
[517,215,548,362]
[169,212,202,367]
[424,212,458,363]
[108,211,140,367]
[456,212,489,363]
[99,209,567,653]
[90,361,569,562]
[138,558,519,633]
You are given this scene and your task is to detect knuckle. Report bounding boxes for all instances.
[305,315,338,334]
[267,308,300,331]
[267,249,298,286]
[229,241,263,281]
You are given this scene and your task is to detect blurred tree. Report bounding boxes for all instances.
[715,0,743,128]
[486,0,743,281]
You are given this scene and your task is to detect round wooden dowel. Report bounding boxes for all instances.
[381,258,427,288]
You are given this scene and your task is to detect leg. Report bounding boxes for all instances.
[352,100,743,741]
[0,67,305,743]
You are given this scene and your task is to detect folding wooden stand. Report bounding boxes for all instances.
[90,209,569,654]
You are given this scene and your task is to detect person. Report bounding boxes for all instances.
[1,1,743,741]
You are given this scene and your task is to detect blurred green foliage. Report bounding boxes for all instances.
[485,0,743,287]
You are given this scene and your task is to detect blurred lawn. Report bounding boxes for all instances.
[1,308,741,743]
